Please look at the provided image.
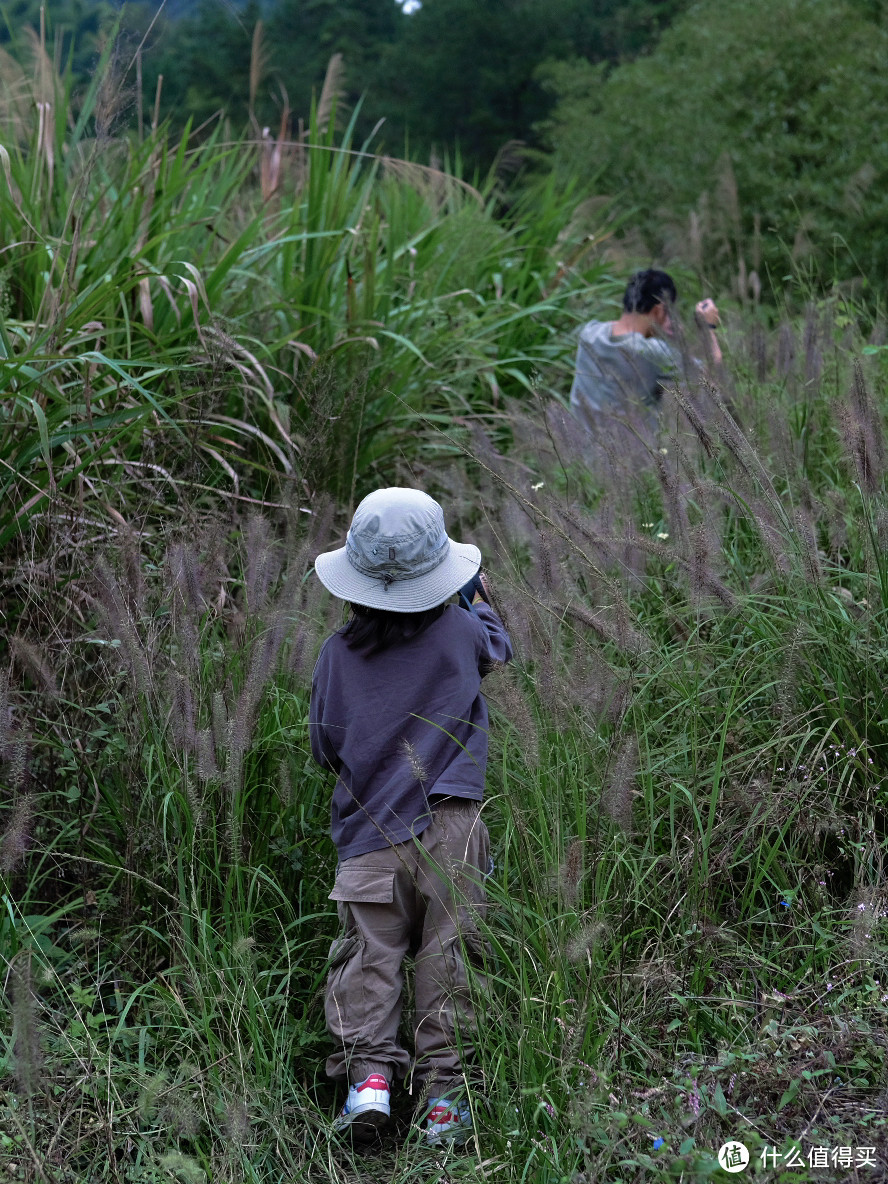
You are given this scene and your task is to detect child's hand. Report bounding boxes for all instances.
[473,573,492,604]
[458,572,490,610]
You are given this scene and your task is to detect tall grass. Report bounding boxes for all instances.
[0,37,612,552]
[2,281,887,1182]
[1,28,887,1182]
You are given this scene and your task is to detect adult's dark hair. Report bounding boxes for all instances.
[341,601,448,655]
[622,268,677,314]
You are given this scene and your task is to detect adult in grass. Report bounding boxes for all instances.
[310,488,512,1147]
[569,267,722,434]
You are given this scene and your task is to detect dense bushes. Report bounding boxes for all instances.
[541,0,888,298]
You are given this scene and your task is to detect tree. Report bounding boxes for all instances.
[266,0,404,132]
[541,0,888,293]
[139,0,261,131]
[374,0,687,166]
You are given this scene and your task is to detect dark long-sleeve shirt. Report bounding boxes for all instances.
[310,603,512,859]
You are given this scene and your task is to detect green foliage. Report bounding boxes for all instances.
[541,0,888,297]
[0,65,609,544]
[350,0,689,165]
[0,0,113,78]
[3,296,888,1178]
[0,0,694,172]
[2,38,888,1182]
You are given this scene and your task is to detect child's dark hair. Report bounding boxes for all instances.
[623,268,677,314]
[342,602,448,655]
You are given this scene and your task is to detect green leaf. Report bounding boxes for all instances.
[778,1078,800,1110]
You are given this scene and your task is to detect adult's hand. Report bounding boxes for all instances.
[695,298,721,328]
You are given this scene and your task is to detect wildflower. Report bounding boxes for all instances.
[653,1137,665,1150]
[657,532,669,540]
[531,481,545,491]
[780,900,790,908]
[642,522,654,528]
[659,447,668,454]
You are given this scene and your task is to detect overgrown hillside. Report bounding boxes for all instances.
[1,31,887,1184]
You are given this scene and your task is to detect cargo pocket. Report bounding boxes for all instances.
[328,864,395,905]
[324,862,402,1057]
[439,929,487,1048]
[327,932,361,969]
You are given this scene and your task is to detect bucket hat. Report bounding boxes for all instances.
[314,488,481,612]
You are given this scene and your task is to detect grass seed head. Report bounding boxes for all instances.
[212,691,228,756]
[195,728,219,784]
[10,636,58,697]
[276,757,294,809]
[493,670,539,768]
[559,838,584,906]
[776,321,796,384]
[836,361,886,496]
[601,735,638,832]
[565,919,610,963]
[1,793,33,873]
[6,736,28,791]
[223,1099,251,1146]
[11,955,43,1098]
[168,540,206,618]
[244,514,281,613]
[400,737,428,784]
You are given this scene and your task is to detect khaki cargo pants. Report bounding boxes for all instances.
[325,798,490,1094]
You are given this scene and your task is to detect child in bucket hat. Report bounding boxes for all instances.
[310,488,512,1146]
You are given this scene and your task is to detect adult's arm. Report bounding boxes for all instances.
[694,298,723,368]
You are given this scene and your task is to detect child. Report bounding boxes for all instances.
[310,487,512,1146]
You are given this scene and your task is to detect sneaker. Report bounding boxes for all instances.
[424,1097,473,1146]
[333,1074,391,1143]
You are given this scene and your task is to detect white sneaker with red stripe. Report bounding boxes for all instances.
[333,1074,391,1142]
[423,1097,473,1146]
